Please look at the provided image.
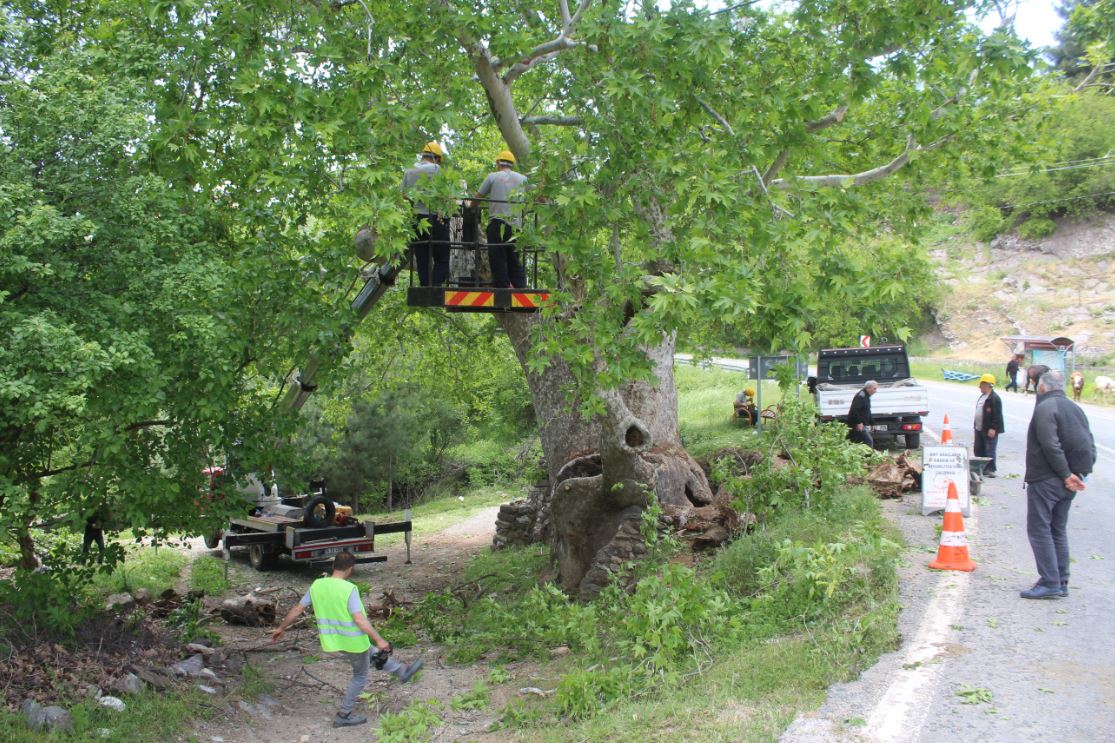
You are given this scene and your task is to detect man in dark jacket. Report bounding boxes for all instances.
[846,380,878,448]
[1005,355,1020,393]
[973,374,1004,477]
[1021,370,1097,600]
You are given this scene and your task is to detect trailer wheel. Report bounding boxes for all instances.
[249,544,279,571]
[905,434,920,450]
[203,531,222,550]
[303,495,336,529]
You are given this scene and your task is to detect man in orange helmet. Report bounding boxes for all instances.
[402,142,450,287]
[474,149,528,288]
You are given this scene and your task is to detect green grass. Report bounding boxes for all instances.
[484,487,901,741]
[675,364,799,460]
[0,690,211,742]
[188,555,231,596]
[86,546,188,601]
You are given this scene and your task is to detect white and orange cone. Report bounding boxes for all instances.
[940,413,953,444]
[929,481,975,572]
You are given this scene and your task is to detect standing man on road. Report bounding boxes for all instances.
[271,551,424,727]
[474,149,528,288]
[973,373,1004,477]
[1021,370,1097,600]
[846,380,878,448]
[1005,354,1021,393]
[402,141,451,287]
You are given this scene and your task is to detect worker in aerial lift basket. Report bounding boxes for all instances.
[271,550,424,728]
[402,141,451,287]
[474,149,529,288]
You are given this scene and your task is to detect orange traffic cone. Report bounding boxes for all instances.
[929,481,976,572]
[940,413,953,444]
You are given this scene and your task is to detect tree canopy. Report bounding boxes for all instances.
[2,0,1040,569]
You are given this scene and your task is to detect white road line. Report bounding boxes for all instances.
[865,510,977,742]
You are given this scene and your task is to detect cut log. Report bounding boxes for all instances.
[219,594,277,627]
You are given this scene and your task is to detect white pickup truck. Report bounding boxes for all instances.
[811,345,929,449]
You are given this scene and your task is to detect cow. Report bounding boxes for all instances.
[1095,375,1115,401]
[1070,371,1085,402]
[1024,364,1050,395]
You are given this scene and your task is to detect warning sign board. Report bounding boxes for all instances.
[921,445,970,517]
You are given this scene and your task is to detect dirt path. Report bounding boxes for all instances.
[185,505,548,743]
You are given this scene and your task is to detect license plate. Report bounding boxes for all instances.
[874,425,889,432]
[320,545,346,557]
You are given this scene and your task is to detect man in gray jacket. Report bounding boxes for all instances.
[1021,370,1097,599]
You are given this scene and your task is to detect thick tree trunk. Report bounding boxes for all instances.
[499,315,712,599]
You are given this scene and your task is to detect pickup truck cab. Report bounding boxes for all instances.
[812,345,929,449]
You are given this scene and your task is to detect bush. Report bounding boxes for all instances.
[1018,216,1056,239]
[968,205,1006,242]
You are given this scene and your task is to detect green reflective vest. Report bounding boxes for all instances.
[309,577,371,653]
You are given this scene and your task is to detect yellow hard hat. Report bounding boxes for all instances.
[979,374,996,385]
[744,388,755,398]
[421,141,444,159]
[496,149,516,166]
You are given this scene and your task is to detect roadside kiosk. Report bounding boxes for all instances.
[999,335,1075,376]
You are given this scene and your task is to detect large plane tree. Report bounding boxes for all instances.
[2,1,1034,593]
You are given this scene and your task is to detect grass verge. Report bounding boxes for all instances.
[0,690,211,742]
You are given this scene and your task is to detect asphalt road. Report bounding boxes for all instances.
[782,379,1115,743]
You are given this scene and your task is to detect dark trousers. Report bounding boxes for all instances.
[410,215,450,287]
[1026,477,1076,588]
[973,430,999,473]
[1005,375,1019,393]
[486,219,526,288]
[82,522,104,557]
[848,427,874,448]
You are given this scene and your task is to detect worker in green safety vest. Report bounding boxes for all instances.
[271,550,423,728]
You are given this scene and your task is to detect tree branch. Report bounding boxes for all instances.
[521,115,583,126]
[697,98,734,137]
[771,134,938,190]
[499,0,596,85]
[804,104,848,133]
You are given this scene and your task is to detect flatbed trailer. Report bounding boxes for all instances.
[218,513,413,571]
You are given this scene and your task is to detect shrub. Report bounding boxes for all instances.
[1018,216,1056,239]
[967,205,1006,242]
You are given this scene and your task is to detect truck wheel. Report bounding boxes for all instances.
[249,544,279,571]
[303,495,336,529]
[203,531,222,550]
[905,434,920,450]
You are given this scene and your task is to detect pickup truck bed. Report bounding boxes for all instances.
[815,380,930,420]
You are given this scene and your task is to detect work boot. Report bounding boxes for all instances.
[394,658,424,683]
[1059,582,1069,598]
[333,712,367,728]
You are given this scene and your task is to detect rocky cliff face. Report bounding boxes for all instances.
[929,212,1115,364]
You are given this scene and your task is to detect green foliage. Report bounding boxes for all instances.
[967,205,1007,242]
[188,556,231,596]
[712,487,900,626]
[487,666,512,684]
[450,681,490,711]
[241,663,275,699]
[964,92,1115,221]
[1018,216,1057,239]
[603,563,743,683]
[556,666,634,720]
[375,699,444,743]
[167,595,220,645]
[0,690,211,743]
[88,547,188,599]
[714,396,878,517]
